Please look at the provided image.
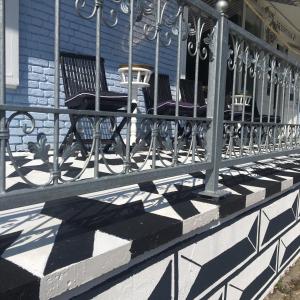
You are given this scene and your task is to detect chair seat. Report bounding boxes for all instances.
[65,91,128,111]
[148,100,207,117]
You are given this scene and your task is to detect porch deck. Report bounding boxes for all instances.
[1,154,300,299]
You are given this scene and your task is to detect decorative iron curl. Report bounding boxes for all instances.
[273,64,281,85]
[130,119,154,171]
[113,0,153,21]
[268,57,277,84]
[59,116,96,182]
[187,16,207,60]
[195,122,208,161]
[282,66,291,88]
[155,120,175,167]
[256,54,268,80]
[289,68,296,91]
[294,72,300,91]
[249,51,260,79]
[7,111,35,135]
[6,113,100,186]
[97,116,143,174]
[203,27,215,60]
[276,62,285,86]
[112,0,129,14]
[176,120,195,164]
[238,46,251,69]
[75,0,118,27]
[6,112,53,187]
[227,37,241,71]
[75,0,100,19]
[291,68,300,91]
[144,0,187,47]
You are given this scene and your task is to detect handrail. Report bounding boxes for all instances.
[0,104,211,122]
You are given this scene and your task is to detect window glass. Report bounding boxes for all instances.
[245,5,263,38]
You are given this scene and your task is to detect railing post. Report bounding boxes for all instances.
[202,0,229,198]
[94,0,103,178]
[52,0,60,185]
[0,0,6,194]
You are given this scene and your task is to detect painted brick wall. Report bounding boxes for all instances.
[7,0,179,151]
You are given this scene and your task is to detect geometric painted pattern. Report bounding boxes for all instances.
[179,213,259,299]
[74,188,299,300]
[227,243,278,300]
[72,186,299,300]
[260,190,298,247]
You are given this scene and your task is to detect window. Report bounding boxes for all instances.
[245,5,263,38]
[5,0,19,89]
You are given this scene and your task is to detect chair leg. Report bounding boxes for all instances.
[103,116,127,153]
[59,124,74,154]
[60,115,88,158]
[103,103,137,153]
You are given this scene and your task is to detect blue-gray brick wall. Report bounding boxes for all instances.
[7,0,179,151]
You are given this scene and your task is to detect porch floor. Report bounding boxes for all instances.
[1,154,300,299]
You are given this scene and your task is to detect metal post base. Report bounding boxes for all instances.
[194,189,231,204]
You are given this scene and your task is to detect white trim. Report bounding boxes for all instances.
[5,0,19,89]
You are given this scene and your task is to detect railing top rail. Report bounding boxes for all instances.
[0,104,211,122]
[228,20,300,69]
[184,0,220,19]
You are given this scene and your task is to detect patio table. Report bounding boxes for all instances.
[230,94,252,112]
[118,64,153,144]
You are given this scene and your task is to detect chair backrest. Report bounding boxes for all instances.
[60,52,108,100]
[142,73,173,112]
[180,79,205,106]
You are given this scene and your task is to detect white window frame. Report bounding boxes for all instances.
[5,0,19,89]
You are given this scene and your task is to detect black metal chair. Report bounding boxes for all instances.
[179,79,208,147]
[179,79,280,123]
[60,52,136,157]
[223,95,281,148]
[143,74,206,117]
[140,74,207,149]
[224,95,281,123]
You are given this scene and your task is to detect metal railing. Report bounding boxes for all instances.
[0,0,299,209]
[221,21,300,168]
